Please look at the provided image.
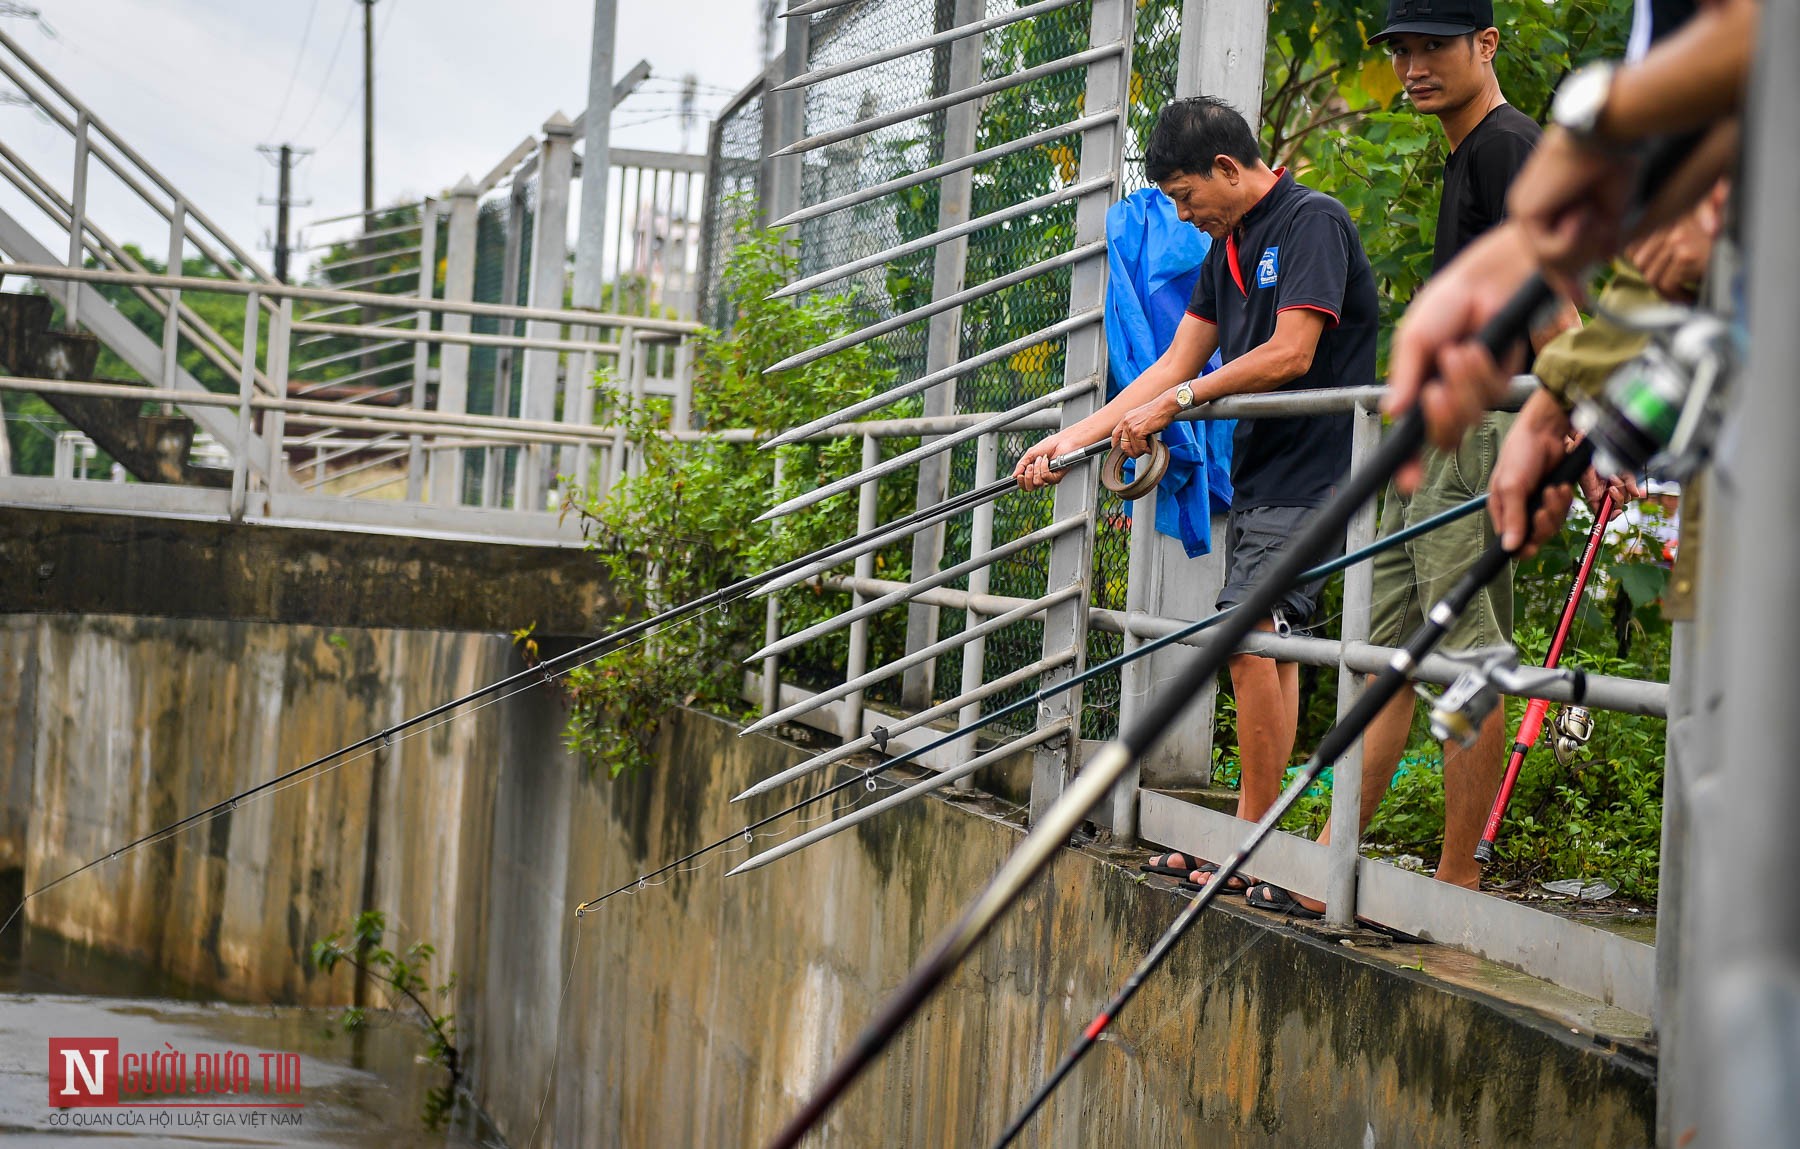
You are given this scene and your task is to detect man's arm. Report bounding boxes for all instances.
[1111,309,1328,458]
[1013,314,1220,489]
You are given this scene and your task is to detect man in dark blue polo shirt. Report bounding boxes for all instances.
[1015,96,1378,890]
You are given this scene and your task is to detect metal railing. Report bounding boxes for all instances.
[694,0,1670,1021]
[0,261,700,544]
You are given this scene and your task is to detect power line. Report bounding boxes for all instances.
[290,0,357,141]
[318,0,399,155]
[264,0,323,140]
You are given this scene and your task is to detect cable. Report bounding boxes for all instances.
[317,0,401,153]
[289,1,356,141]
[264,0,323,141]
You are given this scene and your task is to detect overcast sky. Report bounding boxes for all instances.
[2,0,763,260]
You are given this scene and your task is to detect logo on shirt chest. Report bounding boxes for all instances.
[1255,246,1280,289]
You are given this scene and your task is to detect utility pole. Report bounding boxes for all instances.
[571,0,617,310]
[679,72,699,153]
[257,144,313,283]
[361,0,377,226]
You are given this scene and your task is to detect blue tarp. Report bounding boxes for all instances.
[1104,187,1234,557]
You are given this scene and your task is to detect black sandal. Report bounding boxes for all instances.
[1178,861,1251,895]
[1139,851,1206,879]
[1244,882,1323,920]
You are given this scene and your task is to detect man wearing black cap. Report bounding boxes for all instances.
[1287,0,1555,914]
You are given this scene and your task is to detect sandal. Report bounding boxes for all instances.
[1179,861,1251,895]
[1139,851,1207,879]
[1244,882,1324,921]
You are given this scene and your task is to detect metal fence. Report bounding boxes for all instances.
[684,0,1672,1023]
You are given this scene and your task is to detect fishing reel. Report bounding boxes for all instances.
[1552,704,1596,766]
[1572,304,1737,481]
[1418,646,1519,749]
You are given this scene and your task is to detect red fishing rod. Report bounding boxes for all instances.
[1473,491,1613,864]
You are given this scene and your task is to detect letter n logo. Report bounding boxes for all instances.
[48,1038,118,1107]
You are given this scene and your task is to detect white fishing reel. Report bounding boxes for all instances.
[1417,646,1519,749]
[1552,704,1596,766]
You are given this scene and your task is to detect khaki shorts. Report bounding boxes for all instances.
[1368,411,1515,653]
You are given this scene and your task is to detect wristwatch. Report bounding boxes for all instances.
[1551,61,1622,148]
[1173,381,1196,410]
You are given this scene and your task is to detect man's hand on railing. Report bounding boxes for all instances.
[1111,391,1178,460]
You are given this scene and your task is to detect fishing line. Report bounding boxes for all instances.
[526,912,585,1149]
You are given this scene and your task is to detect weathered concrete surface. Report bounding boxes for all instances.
[1,612,1655,1148]
[0,508,613,636]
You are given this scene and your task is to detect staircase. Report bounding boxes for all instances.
[0,292,224,486]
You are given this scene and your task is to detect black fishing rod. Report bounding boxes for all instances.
[989,437,1593,1148]
[577,490,1489,906]
[761,275,1563,1149]
[5,440,1112,920]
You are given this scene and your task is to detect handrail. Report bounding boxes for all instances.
[0,263,702,334]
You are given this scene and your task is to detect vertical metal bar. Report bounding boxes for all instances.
[1699,15,1797,1145]
[765,5,809,225]
[955,431,1000,790]
[1110,485,1160,835]
[1324,400,1380,926]
[606,329,636,496]
[520,113,577,510]
[841,434,881,737]
[406,199,439,502]
[65,111,90,329]
[900,0,985,709]
[612,164,631,307]
[1657,618,1700,1146]
[670,335,693,431]
[433,177,479,504]
[1029,0,1131,821]
[161,197,184,392]
[570,342,598,489]
[229,290,261,521]
[572,0,617,309]
[625,331,648,482]
[649,167,668,315]
[762,454,786,718]
[266,297,293,497]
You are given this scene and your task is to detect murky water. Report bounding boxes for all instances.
[0,930,508,1146]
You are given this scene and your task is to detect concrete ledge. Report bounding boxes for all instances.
[0,507,614,635]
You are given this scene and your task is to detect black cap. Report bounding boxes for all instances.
[1367,0,1494,44]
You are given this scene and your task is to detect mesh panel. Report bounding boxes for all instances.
[702,89,765,330]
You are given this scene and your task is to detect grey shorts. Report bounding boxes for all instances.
[1216,504,1341,629]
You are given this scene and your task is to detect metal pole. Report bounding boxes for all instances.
[266,297,292,496]
[1029,0,1130,821]
[900,0,985,709]
[842,434,880,737]
[765,4,809,224]
[361,0,377,224]
[1111,478,1160,836]
[432,176,478,504]
[572,0,617,310]
[519,112,576,510]
[1175,0,1269,116]
[762,454,786,719]
[1698,12,1799,1145]
[955,431,999,789]
[65,111,88,329]
[1324,400,1380,926]
[162,198,184,391]
[406,198,438,501]
[275,145,293,283]
[229,290,261,521]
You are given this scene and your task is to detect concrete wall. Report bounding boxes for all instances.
[0,612,1655,1148]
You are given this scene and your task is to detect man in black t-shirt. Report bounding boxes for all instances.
[1014,98,1377,894]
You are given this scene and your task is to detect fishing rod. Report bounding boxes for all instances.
[1474,492,1613,864]
[759,275,1563,1149]
[6,439,1112,921]
[580,491,1490,906]
[991,279,1738,1145]
[987,449,1591,1149]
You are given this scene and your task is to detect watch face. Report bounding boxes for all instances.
[1555,63,1612,134]
[1175,382,1194,408]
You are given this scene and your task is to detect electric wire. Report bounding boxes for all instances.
[317,0,401,153]
[288,1,356,141]
[264,0,323,141]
